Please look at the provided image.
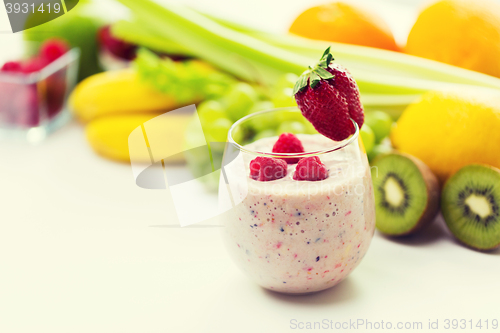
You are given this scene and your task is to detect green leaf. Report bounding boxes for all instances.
[310,72,320,89]
[293,73,309,95]
[321,46,331,60]
[292,79,302,95]
[315,67,334,80]
[326,53,333,65]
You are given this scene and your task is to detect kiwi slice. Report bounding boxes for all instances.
[371,153,440,236]
[441,164,500,250]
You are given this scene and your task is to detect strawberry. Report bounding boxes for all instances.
[293,47,364,141]
[272,133,305,164]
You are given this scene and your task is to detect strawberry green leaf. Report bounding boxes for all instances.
[315,67,334,80]
[310,72,321,88]
[293,47,336,95]
[321,46,331,60]
[293,72,309,95]
[326,53,333,65]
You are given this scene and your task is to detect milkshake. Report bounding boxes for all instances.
[221,116,375,294]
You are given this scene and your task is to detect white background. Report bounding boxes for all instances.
[1,1,499,332]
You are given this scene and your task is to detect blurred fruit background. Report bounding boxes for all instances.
[2,0,500,250]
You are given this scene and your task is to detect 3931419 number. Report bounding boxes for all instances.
[5,2,61,14]
[444,319,499,330]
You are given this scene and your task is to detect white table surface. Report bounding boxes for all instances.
[1,1,499,332]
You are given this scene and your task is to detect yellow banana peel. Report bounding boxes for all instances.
[86,113,191,163]
[69,68,184,123]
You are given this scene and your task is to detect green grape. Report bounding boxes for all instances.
[364,110,394,143]
[367,143,393,163]
[359,124,375,154]
[272,73,299,108]
[278,121,306,135]
[206,117,233,143]
[275,73,299,90]
[223,83,258,122]
[275,109,304,123]
[231,125,246,144]
[249,101,275,114]
[198,100,225,126]
[301,120,318,134]
[272,87,297,108]
[247,101,277,132]
[253,129,277,142]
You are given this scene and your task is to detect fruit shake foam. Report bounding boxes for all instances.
[222,134,375,294]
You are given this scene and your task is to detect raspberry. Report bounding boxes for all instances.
[21,57,49,73]
[250,157,288,181]
[293,156,328,181]
[40,39,69,63]
[293,47,364,141]
[272,133,305,164]
[1,61,23,72]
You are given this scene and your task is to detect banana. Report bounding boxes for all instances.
[69,68,183,123]
[86,113,191,163]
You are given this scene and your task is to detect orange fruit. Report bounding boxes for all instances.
[405,0,500,78]
[289,2,399,51]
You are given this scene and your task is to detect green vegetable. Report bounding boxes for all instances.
[116,0,308,87]
[112,20,192,56]
[134,48,235,103]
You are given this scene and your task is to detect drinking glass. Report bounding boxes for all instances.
[219,107,375,294]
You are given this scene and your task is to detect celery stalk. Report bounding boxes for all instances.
[115,0,309,87]
[203,13,500,90]
[112,20,193,56]
[234,31,500,90]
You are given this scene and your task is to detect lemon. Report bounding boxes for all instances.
[391,90,500,183]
